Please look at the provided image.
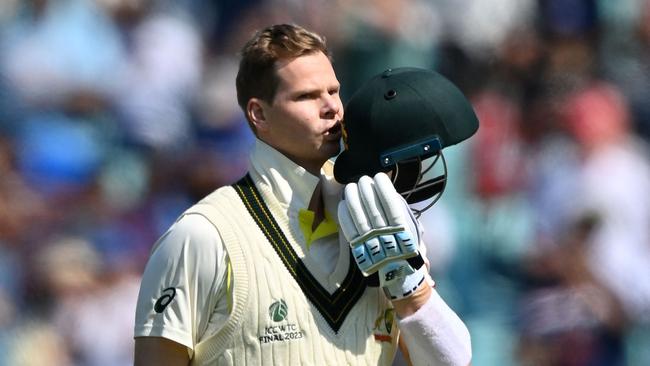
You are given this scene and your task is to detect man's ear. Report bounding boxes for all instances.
[247,98,269,133]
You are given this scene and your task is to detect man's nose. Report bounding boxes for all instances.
[322,95,342,118]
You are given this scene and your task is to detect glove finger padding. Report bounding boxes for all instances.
[337,201,360,243]
[374,173,419,256]
[373,173,408,228]
[357,176,388,228]
[339,172,421,277]
[343,182,372,233]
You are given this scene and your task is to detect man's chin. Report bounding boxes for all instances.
[324,143,341,158]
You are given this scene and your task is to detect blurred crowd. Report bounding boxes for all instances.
[1,0,650,365]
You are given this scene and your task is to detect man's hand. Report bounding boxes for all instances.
[338,173,428,300]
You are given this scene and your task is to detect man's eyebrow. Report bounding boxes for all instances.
[290,83,340,96]
[289,87,321,98]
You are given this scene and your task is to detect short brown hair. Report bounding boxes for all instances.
[236,24,331,119]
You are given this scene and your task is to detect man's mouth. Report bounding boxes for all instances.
[325,122,342,141]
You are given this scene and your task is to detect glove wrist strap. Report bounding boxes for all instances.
[382,266,428,300]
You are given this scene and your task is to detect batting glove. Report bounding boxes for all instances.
[338,173,428,300]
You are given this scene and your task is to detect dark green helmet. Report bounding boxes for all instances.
[334,67,479,208]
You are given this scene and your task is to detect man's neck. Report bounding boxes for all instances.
[267,145,322,177]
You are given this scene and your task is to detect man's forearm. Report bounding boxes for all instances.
[393,280,433,317]
[395,286,472,366]
[134,337,190,366]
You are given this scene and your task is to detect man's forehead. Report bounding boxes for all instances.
[274,53,338,90]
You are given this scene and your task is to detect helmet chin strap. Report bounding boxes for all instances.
[392,151,448,219]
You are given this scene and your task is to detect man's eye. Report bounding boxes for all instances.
[329,89,339,95]
[296,93,314,100]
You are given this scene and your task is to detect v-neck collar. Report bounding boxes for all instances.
[248,140,351,290]
[232,174,367,333]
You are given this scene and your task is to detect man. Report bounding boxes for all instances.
[134,23,472,365]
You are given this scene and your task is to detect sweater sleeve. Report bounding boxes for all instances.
[396,288,472,366]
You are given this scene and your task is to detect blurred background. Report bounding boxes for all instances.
[1,0,650,365]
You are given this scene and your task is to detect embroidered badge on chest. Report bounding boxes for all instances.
[259,299,305,344]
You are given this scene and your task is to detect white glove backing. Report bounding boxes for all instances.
[338,173,427,300]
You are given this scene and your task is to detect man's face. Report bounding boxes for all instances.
[256,51,343,174]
